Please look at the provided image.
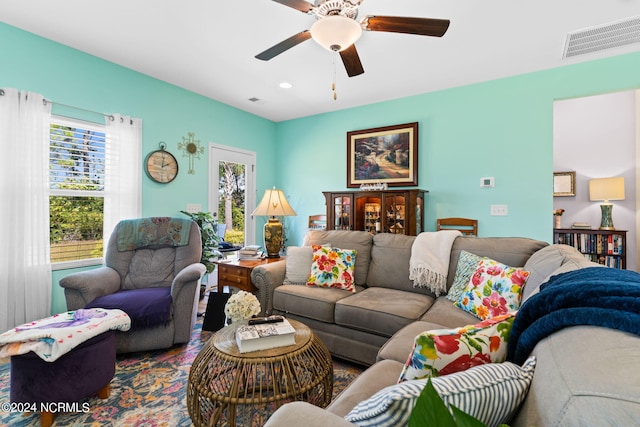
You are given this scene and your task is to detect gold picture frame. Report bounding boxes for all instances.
[553,171,576,197]
[347,122,418,188]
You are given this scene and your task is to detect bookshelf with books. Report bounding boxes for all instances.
[553,228,627,269]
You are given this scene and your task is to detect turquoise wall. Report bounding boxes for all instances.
[277,52,640,245]
[1,23,277,313]
[2,21,640,314]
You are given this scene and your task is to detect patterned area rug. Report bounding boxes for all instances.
[0,318,363,426]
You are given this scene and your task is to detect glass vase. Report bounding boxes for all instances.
[226,317,248,330]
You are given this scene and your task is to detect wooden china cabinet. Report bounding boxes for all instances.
[323,189,427,236]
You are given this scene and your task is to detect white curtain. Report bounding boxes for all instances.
[0,88,52,331]
[104,114,142,247]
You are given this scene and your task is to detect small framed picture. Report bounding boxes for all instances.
[553,171,576,197]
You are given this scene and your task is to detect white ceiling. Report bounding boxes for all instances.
[2,0,639,122]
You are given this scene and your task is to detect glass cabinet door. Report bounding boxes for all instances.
[416,193,424,234]
[355,193,382,234]
[364,203,381,234]
[383,194,406,234]
[333,196,352,230]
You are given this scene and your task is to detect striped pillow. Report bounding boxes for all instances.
[345,356,536,427]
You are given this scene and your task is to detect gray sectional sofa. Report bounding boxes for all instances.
[252,230,548,366]
[252,230,640,426]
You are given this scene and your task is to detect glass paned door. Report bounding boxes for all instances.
[209,144,256,247]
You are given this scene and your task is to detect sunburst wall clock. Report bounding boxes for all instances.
[178,132,204,174]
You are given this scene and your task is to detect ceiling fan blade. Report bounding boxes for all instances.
[339,44,365,77]
[362,15,450,37]
[271,0,314,13]
[255,30,312,61]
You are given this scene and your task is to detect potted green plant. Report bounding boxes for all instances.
[181,210,222,274]
[409,379,509,427]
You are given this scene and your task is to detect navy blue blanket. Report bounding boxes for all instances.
[506,267,640,365]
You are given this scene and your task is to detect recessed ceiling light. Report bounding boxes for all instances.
[279,82,293,89]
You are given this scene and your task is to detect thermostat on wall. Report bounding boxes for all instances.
[480,177,495,188]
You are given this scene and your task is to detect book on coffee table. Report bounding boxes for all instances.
[235,318,296,353]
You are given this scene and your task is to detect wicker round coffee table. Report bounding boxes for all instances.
[187,319,333,427]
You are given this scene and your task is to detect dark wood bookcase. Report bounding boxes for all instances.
[553,228,627,269]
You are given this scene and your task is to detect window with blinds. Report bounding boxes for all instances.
[49,117,107,264]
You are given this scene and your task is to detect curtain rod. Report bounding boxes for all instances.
[0,89,117,122]
[43,98,115,122]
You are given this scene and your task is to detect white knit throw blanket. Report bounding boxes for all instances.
[409,230,462,296]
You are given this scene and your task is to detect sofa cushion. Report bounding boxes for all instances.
[398,312,516,382]
[85,287,172,330]
[304,230,373,286]
[367,233,433,295]
[455,259,529,320]
[327,359,406,417]
[419,297,481,328]
[447,237,548,289]
[345,356,536,427]
[377,321,447,364]
[283,246,314,285]
[521,244,601,302]
[512,326,640,427]
[446,250,483,302]
[307,245,356,292]
[335,288,434,337]
[123,247,177,290]
[272,284,356,323]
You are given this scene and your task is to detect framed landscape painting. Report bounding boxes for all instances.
[347,122,418,188]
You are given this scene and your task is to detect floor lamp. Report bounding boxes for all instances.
[251,187,297,258]
[589,177,625,230]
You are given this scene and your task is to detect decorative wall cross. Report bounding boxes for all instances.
[178,132,204,174]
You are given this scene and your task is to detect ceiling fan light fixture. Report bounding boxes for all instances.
[310,15,362,52]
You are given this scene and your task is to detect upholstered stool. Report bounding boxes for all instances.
[10,330,116,427]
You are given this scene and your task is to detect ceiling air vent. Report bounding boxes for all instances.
[563,15,640,59]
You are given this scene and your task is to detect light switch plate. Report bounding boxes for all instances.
[491,205,508,216]
[185,204,201,213]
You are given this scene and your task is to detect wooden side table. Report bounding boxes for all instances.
[215,257,286,293]
[187,319,333,427]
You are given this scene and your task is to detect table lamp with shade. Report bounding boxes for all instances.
[589,176,625,230]
[251,187,297,258]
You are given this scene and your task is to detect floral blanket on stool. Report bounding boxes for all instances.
[0,308,131,362]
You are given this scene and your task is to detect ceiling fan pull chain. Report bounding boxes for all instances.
[332,51,338,100]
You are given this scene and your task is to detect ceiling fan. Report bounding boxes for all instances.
[255,0,450,77]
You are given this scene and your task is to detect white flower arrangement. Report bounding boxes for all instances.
[224,290,261,322]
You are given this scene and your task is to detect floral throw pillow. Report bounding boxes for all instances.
[398,312,516,382]
[455,258,530,320]
[306,245,357,292]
